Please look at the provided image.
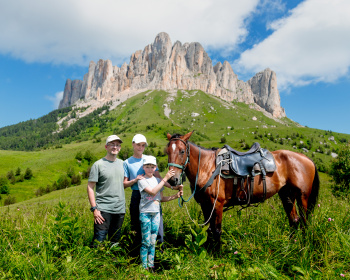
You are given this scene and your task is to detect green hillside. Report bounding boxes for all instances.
[1,89,350,278]
[0,89,349,206]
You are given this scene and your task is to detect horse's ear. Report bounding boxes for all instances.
[167,133,172,140]
[183,130,194,141]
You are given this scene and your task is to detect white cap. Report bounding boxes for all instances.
[106,135,123,145]
[132,134,148,146]
[143,155,157,166]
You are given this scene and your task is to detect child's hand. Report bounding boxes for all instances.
[177,184,183,192]
[176,189,183,198]
[164,169,175,181]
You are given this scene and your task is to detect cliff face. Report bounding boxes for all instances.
[59,32,286,118]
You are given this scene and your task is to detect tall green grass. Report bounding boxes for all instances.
[1,173,349,279]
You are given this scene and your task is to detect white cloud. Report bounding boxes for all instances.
[46,91,64,109]
[0,0,259,66]
[234,0,350,90]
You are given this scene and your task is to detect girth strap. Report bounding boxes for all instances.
[195,163,221,198]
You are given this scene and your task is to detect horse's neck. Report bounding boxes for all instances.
[186,143,216,187]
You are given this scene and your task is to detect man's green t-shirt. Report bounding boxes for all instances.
[89,157,125,214]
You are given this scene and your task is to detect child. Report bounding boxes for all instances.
[138,155,183,270]
[124,134,182,255]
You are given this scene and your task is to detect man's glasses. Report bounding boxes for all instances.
[107,143,121,148]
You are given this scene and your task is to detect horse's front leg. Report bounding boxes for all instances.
[211,201,224,254]
[202,199,224,254]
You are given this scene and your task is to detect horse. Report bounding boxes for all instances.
[166,131,320,249]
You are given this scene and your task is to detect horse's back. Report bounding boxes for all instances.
[272,150,314,166]
[271,149,316,189]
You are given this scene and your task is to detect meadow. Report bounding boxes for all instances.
[1,89,350,279]
[0,172,349,279]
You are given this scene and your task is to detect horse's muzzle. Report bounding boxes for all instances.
[168,177,179,186]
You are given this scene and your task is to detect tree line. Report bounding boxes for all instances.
[0,105,111,151]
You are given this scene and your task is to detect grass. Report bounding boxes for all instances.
[0,173,349,279]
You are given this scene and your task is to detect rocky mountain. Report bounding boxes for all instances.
[59,32,286,118]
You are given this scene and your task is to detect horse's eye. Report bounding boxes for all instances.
[180,150,185,154]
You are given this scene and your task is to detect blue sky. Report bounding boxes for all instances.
[0,0,349,134]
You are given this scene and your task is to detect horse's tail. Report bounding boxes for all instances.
[307,163,320,215]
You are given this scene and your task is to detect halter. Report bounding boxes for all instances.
[167,138,190,182]
[167,138,201,206]
[167,138,218,226]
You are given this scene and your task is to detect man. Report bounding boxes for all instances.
[87,135,125,247]
[123,134,181,253]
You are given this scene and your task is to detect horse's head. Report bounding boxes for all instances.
[166,131,193,186]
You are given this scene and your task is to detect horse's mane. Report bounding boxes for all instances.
[169,133,219,151]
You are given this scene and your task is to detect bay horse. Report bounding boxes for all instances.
[166,131,320,249]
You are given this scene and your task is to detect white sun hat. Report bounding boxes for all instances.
[143,155,157,166]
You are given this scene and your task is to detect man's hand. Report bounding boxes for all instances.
[93,209,105,224]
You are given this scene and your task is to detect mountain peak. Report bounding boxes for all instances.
[59,33,286,118]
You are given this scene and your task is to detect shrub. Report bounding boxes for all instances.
[330,144,350,197]
[1,185,9,195]
[57,175,71,189]
[4,195,16,206]
[0,177,10,194]
[220,137,226,144]
[84,151,96,164]
[35,187,46,197]
[24,168,33,180]
[314,157,328,173]
[15,167,21,176]
[51,181,58,191]
[16,175,24,182]
[75,151,83,161]
[7,170,15,181]
[67,166,75,178]
[82,167,91,179]
[71,174,82,185]
[10,176,16,185]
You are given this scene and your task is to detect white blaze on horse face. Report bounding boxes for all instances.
[172,143,176,153]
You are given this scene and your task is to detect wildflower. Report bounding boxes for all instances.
[230,215,232,217]
[340,273,345,277]
[234,251,238,255]
[318,204,320,207]
[328,218,332,222]
[294,240,297,243]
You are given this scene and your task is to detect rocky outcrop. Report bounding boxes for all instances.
[59,32,286,118]
[248,69,286,118]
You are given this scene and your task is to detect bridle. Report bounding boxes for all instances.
[167,138,190,183]
[167,138,201,206]
[167,138,219,226]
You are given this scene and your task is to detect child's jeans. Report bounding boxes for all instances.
[139,212,160,268]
